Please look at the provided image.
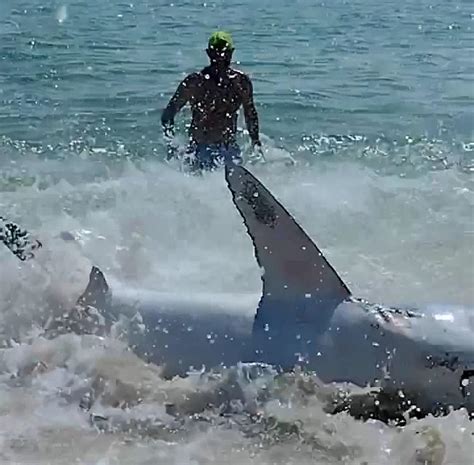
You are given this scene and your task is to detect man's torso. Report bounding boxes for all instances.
[187,67,247,145]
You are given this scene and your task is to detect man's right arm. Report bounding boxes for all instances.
[161,74,196,131]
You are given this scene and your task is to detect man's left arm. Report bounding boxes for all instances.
[241,75,261,147]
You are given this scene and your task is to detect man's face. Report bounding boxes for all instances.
[207,47,233,68]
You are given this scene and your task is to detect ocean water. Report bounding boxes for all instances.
[1,0,474,464]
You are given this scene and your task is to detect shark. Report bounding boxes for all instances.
[6,165,474,421]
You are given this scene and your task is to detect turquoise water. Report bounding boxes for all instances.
[1,0,473,170]
[1,2,474,464]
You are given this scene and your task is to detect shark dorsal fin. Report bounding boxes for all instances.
[77,266,110,308]
[225,165,351,315]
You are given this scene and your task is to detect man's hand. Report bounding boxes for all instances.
[162,123,177,161]
[251,139,266,163]
[162,123,175,142]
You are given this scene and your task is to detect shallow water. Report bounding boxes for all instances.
[1,0,473,463]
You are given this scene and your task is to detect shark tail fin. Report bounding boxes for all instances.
[77,266,110,309]
[44,266,111,338]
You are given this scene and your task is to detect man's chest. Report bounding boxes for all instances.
[192,79,242,111]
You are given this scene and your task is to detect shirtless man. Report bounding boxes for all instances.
[161,31,261,171]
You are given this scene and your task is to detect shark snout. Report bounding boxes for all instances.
[424,349,474,413]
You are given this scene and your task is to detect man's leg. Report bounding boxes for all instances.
[185,144,241,171]
[184,144,212,171]
[222,144,242,167]
[195,145,226,171]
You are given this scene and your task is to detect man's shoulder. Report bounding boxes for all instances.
[228,67,251,81]
[228,68,253,92]
[183,72,202,85]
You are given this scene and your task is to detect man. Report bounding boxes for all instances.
[161,31,261,171]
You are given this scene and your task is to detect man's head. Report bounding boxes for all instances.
[206,31,234,68]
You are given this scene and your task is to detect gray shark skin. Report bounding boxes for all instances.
[72,165,473,420]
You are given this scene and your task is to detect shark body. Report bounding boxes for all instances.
[63,165,473,419]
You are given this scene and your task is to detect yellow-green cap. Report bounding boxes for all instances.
[208,31,235,51]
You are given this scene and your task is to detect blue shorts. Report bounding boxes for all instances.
[186,143,242,171]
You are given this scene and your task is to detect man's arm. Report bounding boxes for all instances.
[161,74,196,130]
[241,75,261,147]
